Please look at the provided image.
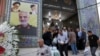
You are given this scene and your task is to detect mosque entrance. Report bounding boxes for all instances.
[42,0,85,50]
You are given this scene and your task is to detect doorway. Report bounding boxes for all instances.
[42,0,83,50]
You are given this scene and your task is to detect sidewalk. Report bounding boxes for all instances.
[18,48,100,56]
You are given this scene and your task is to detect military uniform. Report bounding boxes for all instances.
[37,45,51,56]
[15,24,37,36]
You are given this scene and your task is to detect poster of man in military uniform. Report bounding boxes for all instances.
[10,1,38,36]
[9,0,39,48]
[15,11,37,36]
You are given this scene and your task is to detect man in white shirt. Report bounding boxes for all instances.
[62,27,68,38]
[57,30,69,56]
[37,39,51,56]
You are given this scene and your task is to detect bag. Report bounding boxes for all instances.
[84,46,91,56]
[49,46,60,56]
[95,48,100,56]
[52,37,57,44]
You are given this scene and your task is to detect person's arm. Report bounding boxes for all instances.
[96,36,100,45]
[57,35,60,44]
[57,38,61,44]
[45,47,51,56]
[68,32,71,43]
[97,39,100,45]
[57,35,64,45]
[65,35,69,44]
[83,32,87,42]
[94,35,99,44]
[37,49,40,56]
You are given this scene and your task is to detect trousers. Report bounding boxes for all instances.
[90,47,97,56]
[58,44,68,56]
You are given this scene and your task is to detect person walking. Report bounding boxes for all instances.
[69,29,78,55]
[42,28,52,46]
[81,29,87,49]
[57,30,69,56]
[87,31,99,56]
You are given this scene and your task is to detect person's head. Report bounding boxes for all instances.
[70,28,74,32]
[13,2,21,9]
[67,27,70,31]
[47,28,51,32]
[59,30,63,35]
[63,27,67,31]
[76,28,80,32]
[88,31,93,36]
[38,39,44,48]
[19,11,29,26]
[56,29,59,32]
[30,5,36,11]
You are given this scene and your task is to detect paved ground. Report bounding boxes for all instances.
[18,48,100,56]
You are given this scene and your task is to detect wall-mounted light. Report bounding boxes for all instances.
[48,11,51,17]
[59,13,61,18]
[49,18,52,21]
[48,11,52,21]
[55,22,58,25]
[59,18,62,22]
[47,22,50,26]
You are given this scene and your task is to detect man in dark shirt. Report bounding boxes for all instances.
[81,29,86,49]
[88,31,99,56]
[75,28,81,49]
[42,29,52,46]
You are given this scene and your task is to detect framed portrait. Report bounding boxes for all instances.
[8,0,42,48]
[10,1,38,36]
